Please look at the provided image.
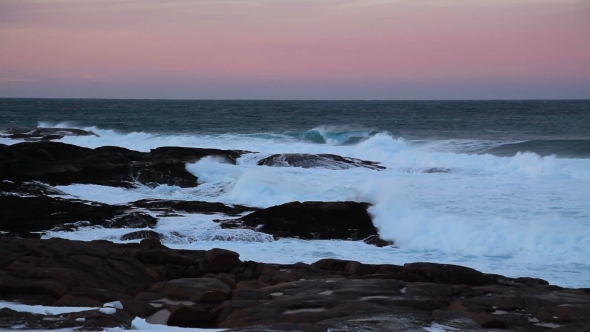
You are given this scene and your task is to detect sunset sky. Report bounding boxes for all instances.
[1,0,589,99]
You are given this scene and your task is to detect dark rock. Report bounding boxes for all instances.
[121,230,162,241]
[431,309,482,330]
[0,181,65,196]
[403,262,490,286]
[119,299,158,318]
[205,248,241,273]
[53,294,103,307]
[258,153,385,170]
[0,237,588,331]
[222,201,376,241]
[67,286,133,303]
[0,238,155,303]
[167,305,217,328]
[107,213,158,228]
[0,195,157,236]
[0,307,134,331]
[193,290,230,303]
[139,238,166,250]
[40,134,65,140]
[424,167,451,173]
[132,199,257,217]
[2,127,98,141]
[363,235,394,247]
[0,141,248,188]
[515,276,550,286]
[149,278,231,300]
[235,280,270,290]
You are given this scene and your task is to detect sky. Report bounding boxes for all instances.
[1,0,589,99]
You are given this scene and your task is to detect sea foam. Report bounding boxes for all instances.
[7,123,590,288]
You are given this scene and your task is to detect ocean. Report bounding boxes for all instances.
[1,98,589,288]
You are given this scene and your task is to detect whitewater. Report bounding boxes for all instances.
[2,119,589,289]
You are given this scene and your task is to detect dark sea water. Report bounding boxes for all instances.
[1,98,589,288]
[1,99,590,157]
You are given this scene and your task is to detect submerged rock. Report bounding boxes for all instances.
[1,127,99,141]
[131,199,257,217]
[258,153,385,170]
[120,230,162,241]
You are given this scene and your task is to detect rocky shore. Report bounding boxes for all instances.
[1,131,589,331]
[1,237,589,331]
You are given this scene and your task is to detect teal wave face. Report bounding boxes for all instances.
[288,126,383,145]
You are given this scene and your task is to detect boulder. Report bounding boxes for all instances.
[204,248,241,273]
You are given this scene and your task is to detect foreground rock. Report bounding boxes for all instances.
[0,141,247,188]
[258,153,385,170]
[219,201,393,247]
[1,238,588,331]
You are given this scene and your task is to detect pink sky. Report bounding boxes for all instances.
[1,0,589,99]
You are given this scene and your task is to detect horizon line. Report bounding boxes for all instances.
[1,97,589,102]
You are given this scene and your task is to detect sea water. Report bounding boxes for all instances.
[1,99,589,288]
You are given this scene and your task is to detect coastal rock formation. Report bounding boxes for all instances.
[0,238,588,331]
[258,153,385,170]
[0,195,157,238]
[218,201,394,246]
[1,191,391,246]
[0,194,261,238]
[0,141,247,188]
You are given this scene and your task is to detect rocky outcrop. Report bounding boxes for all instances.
[258,153,385,170]
[0,193,264,238]
[0,195,157,238]
[219,201,393,246]
[0,193,392,247]
[0,141,248,188]
[0,238,588,331]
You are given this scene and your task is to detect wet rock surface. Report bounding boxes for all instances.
[0,238,588,331]
[258,153,385,170]
[131,199,258,217]
[218,201,392,245]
